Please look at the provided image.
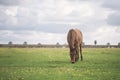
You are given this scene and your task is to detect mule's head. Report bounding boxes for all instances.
[70,48,76,63]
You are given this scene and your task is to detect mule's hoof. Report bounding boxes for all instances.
[71,62,75,64]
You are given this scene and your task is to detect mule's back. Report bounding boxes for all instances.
[74,29,83,44]
[67,29,83,63]
[67,29,76,50]
[67,29,83,49]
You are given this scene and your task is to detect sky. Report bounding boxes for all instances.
[0,0,120,45]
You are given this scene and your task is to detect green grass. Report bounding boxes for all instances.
[0,48,120,80]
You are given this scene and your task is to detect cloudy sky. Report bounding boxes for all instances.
[0,0,120,45]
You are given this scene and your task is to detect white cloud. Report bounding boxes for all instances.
[83,26,120,45]
[0,0,120,45]
[5,6,18,16]
[0,30,66,44]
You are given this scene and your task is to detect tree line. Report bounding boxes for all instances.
[0,40,120,48]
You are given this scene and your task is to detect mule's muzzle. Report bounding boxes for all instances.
[71,61,75,64]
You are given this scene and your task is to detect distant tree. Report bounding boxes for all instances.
[38,43,41,45]
[82,42,85,46]
[107,42,110,46]
[23,41,27,45]
[63,43,67,48]
[118,42,120,47]
[8,41,12,45]
[64,43,67,46]
[82,42,85,48]
[8,41,12,48]
[107,42,110,48]
[56,42,60,45]
[56,42,60,47]
[94,40,97,45]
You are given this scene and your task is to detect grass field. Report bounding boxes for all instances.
[0,48,120,80]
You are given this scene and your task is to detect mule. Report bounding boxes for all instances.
[67,29,83,63]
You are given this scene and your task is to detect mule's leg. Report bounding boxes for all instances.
[75,48,79,62]
[69,50,72,63]
[80,44,83,61]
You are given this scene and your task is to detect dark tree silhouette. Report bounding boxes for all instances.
[107,42,110,48]
[8,41,12,48]
[23,41,27,45]
[118,42,120,47]
[8,41,12,45]
[56,42,60,45]
[82,42,85,46]
[38,43,41,45]
[94,40,97,45]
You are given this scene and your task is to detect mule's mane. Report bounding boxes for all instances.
[67,29,76,50]
[67,28,83,63]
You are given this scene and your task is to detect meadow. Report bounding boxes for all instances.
[0,48,120,80]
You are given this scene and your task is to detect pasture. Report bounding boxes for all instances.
[0,48,120,80]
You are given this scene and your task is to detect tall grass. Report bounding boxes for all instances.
[0,48,120,80]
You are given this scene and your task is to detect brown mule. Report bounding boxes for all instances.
[67,29,83,63]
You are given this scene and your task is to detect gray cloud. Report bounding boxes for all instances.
[0,23,87,33]
[106,13,120,26]
[102,0,120,26]
[0,0,21,6]
[102,0,120,11]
